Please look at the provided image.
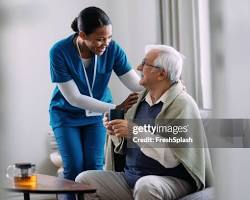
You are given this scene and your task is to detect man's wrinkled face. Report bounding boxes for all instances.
[137,50,162,88]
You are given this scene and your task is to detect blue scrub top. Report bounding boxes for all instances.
[49,34,132,129]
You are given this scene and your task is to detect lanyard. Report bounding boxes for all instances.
[76,37,97,98]
[81,55,97,98]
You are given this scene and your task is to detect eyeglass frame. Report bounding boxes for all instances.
[140,59,162,69]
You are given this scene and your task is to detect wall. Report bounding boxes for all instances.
[4,0,250,199]
[0,1,106,198]
[0,0,160,199]
[210,0,250,199]
[106,0,161,104]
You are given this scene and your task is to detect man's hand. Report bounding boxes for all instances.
[116,92,139,112]
[108,119,133,138]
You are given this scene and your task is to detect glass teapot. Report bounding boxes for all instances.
[6,163,37,187]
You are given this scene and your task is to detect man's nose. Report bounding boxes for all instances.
[137,64,143,71]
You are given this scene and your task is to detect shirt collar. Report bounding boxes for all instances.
[143,81,179,107]
[144,89,168,107]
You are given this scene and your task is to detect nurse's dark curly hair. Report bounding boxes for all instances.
[71,6,111,35]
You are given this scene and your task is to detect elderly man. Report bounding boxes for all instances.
[76,45,213,200]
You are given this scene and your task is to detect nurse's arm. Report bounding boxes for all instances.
[118,69,144,92]
[57,80,116,113]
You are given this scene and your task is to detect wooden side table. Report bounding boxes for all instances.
[4,174,96,200]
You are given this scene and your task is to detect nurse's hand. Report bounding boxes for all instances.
[116,92,139,112]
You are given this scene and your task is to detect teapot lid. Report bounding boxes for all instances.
[15,163,34,169]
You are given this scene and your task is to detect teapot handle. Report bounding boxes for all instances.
[6,165,15,179]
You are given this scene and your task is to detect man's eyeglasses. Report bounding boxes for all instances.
[140,59,161,69]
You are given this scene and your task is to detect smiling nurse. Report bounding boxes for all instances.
[49,6,143,200]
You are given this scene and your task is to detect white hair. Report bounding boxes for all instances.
[145,44,185,83]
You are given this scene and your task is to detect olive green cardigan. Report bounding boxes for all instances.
[105,82,214,190]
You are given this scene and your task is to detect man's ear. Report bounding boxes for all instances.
[79,31,87,40]
[158,69,167,81]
